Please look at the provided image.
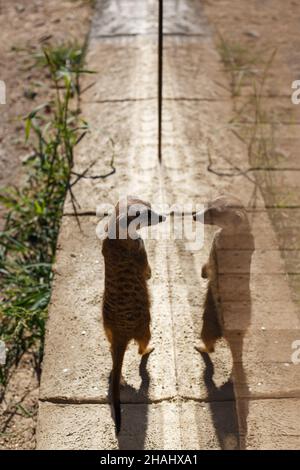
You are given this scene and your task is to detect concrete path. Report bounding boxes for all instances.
[37,0,300,449]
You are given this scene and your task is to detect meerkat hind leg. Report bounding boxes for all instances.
[201,263,208,279]
[196,285,221,354]
[137,329,154,356]
[195,340,215,354]
[138,340,154,356]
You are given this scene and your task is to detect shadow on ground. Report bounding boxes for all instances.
[200,351,240,450]
[108,353,151,450]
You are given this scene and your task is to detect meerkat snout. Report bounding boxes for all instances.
[193,195,248,230]
[128,205,166,229]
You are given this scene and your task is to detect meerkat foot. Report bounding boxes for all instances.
[145,266,152,280]
[195,341,214,354]
[201,264,208,279]
[120,374,126,386]
[139,346,155,356]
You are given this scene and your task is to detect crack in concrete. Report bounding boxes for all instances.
[39,393,300,406]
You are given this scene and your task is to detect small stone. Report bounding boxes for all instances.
[16,4,25,13]
[81,330,86,335]
[24,89,37,100]
[63,368,69,373]
[244,30,260,38]
[261,326,266,331]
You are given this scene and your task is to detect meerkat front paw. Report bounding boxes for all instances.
[141,346,155,356]
[145,265,152,280]
[194,342,214,354]
[120,375,126,386]
[201,263,208,279]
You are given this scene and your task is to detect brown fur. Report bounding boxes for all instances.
[102,196,165,434]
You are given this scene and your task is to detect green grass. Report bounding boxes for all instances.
[217,32,262,97]
[0,43,91,388]
[33,42,91,101]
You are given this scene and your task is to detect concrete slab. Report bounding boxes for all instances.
[245,399,300,449]
[37,399,244,450]
[82,37,156,102]
[37,402,181,450]
[90,0,210,37]
[82,37,228,103]
[64,100,160,214]
[180,401,240,450]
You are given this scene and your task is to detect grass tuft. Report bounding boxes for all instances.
[0,42,90,389]
[217,32,263,97]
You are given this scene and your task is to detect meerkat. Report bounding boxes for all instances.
[102,196,166,434]
[193,195,255,354]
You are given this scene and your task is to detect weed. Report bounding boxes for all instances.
[217,32,262,97]
[0,43,90,390]
[33,41,95,110]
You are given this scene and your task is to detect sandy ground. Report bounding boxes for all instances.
[0,0,92,450]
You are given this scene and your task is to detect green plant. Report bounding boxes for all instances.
[217,32,262,97]
[0,44,89,389]
[33,41,94,109]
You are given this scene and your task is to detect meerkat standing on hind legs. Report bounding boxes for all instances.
[193,195,255,355]
[102,196,166,435]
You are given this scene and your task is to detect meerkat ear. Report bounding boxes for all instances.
[232,210,245,227]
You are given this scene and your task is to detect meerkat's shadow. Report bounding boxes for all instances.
[200,252,253,450]
[200,351,240,450]
[108,352,151,450]
[195,197,254,450]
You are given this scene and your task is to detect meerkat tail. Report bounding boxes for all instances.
[111,341,127,435]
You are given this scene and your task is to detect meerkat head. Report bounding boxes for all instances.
[106,196,166,239]
[193,195,249,231]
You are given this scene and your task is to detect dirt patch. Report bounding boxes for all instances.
[0,354,39,450]
[202,0,300,81]
[0,0,92,208]
[0,0,92,450]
